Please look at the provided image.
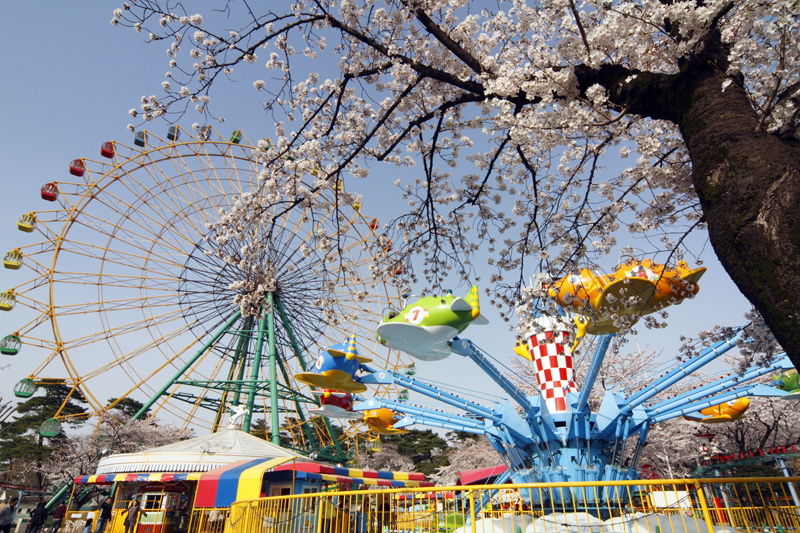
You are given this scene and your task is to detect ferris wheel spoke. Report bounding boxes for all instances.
[50,293,182,317]
[23,350,63,378]
[5,275,53,303]
[10,253,60,279]
[50,183,91,213]
[108,171,219,240]
[89,165,226,240]
[55,231,188,268]
[60,309,192,353]
[155,336,234,426]
[15,215,67,245]
[168,145,253,209]
[136,155,224,217]
[15,328,58,350]
[85,328,208,401]
[5,133,408,451]
[73,196,204,256]
[51,270,176,291]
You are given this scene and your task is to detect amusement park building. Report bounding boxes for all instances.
[66,429,431,533]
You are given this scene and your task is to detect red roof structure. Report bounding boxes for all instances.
[456,465,507,485]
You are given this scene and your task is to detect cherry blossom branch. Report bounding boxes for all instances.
[324,14,485,95]
[755,24,786,133]
[402,0,487,76]
[567,0,592,58]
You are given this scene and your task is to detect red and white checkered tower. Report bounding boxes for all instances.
[524,316,577,413]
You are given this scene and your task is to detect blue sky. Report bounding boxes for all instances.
[0,2,756,432]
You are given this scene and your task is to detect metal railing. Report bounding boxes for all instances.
[217,477,800,533]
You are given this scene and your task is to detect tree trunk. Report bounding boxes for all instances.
[583,31,800,367]
[675,35,800,369]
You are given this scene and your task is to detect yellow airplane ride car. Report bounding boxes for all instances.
[683,398,750,424]
[364,408,409,435]
[547,258,706,336]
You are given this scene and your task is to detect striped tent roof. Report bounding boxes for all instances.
[77,459,433,509]
[194,459,433,508]
[74,472,202,484]
[272,462,428,482]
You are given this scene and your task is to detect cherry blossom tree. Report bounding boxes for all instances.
[356,442,415,471]
[113,0,800,366]
[431,436,502,486]
[712,396,800,452]
[35,413,193,490]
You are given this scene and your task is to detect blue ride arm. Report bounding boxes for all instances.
[646,355,794,416]
[623,332,742,411]
[359,365,498,420]
[353,397,486,431]
[448,338,533,412]
[393,416,486,434]
[576,334,614,413]
[651,383,788,423]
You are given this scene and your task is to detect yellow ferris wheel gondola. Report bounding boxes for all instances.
[0,125,410,460]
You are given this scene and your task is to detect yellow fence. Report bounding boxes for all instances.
[212,477,800,533]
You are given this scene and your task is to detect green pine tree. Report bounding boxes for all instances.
[384,429,451,475]
[250,418,271,441]
[107,397,149,418]
[0,384,87,489]
[445,430,481,443]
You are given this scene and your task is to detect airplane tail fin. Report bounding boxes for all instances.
[515,339,533,362]
[345,334,357,360]
[570,315,589,353]
[465,285,481,319]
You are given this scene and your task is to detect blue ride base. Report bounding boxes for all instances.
[354,330,794,506]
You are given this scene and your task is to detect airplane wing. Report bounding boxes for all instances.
[376,322,455,360]
[472,314,490,325]
[597,277,656,312]
[449,297,473,312]
[294,372,368,393]
[313,405,363,420]
[310,390,348,397]
[681,267,707,285]
[367,425,410,435]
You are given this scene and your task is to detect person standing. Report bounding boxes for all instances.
[709,436,724,455]
[699,442,711,462]
[93,498,113,533]
[50,503,66,533]
[28,501,48,533]
[0,497,19,533]
[121,500,147,533]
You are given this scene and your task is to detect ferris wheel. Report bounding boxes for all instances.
[0,126,410,462]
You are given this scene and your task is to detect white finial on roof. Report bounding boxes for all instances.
[228,404,249,429]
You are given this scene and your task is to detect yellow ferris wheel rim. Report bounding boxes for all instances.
[3,125,410,455]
